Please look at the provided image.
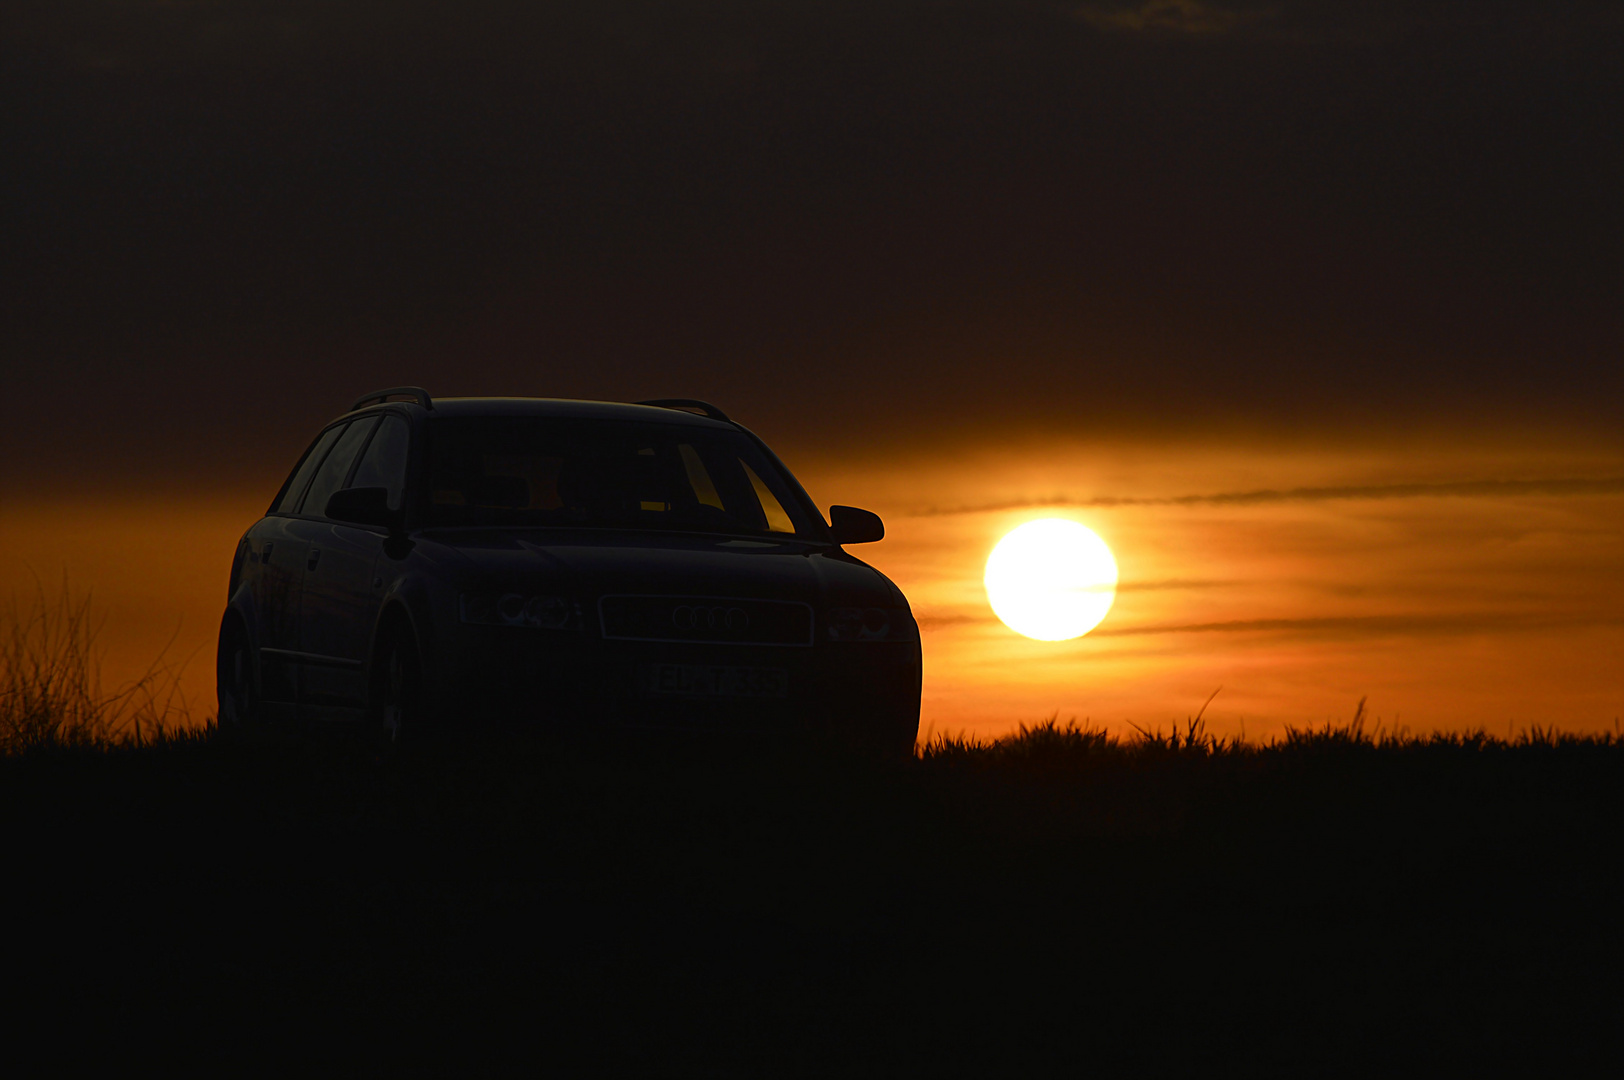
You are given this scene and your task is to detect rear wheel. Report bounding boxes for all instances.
[216,619,258,734]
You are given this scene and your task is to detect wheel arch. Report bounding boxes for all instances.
[366,580,437,701]
[215,604,259,722]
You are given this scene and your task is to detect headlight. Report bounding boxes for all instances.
[460,593,582,630]
[825,607,916,642]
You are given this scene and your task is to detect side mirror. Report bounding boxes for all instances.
[829,505,884,545]
[326,487,399,531]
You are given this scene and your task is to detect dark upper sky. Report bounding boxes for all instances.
[5,1,1620,491]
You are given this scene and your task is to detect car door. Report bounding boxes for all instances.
[251,422,348,708]
[285,416,382,716]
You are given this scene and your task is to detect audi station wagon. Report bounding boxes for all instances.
[217,389,920,753]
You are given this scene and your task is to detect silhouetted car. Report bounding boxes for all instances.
[217,389,920,753]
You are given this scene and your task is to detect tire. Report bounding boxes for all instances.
[890,714,921,760]
[831,707,918,761]
[216,619,258,734]
[372,627,423,745]
[877,712,921,761]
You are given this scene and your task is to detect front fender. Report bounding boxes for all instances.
[368,573,445,699]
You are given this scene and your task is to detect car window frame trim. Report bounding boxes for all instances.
[268,421,346,516]
[293,414,381,517]
[267,405,419,529]
[345,412,411,514]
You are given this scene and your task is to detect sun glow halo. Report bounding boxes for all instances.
[984,519,1118,641]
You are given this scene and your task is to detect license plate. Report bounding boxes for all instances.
[642,663,788,698]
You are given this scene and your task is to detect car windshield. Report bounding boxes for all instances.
[423,417,814,537]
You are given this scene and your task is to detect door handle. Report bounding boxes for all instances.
[307,549,322,571]
[261,542,274,564]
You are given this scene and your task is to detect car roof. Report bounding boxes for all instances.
[347,397,737,429]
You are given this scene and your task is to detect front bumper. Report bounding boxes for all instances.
[440,625,920,737]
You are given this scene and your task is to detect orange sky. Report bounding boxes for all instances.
[5,431,1618,741]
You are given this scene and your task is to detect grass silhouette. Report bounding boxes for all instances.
[0,580,193,753]
[4,590,1620,1068]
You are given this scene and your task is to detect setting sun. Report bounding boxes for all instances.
[984,518,1119,641]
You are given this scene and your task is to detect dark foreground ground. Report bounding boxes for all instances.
[4,721,1621,1071]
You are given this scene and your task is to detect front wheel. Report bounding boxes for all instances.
[372,629,424,745]
[874,712,921,761]
[829,708,918,762]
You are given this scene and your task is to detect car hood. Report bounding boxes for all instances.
[413,528,898,606]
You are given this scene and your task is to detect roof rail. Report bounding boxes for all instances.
[636,398,731,423]
[350,386,433,412]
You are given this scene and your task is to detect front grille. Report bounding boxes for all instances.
[598,595,814,647]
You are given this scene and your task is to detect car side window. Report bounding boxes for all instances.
[299,417,378,517]
[349,416,410,511]
[274,424,347,514]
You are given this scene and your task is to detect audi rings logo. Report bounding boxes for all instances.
[672,605,750,633]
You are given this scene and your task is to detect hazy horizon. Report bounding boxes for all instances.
[6,425,1618,740]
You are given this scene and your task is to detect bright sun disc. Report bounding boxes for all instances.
[985,519,1118,641]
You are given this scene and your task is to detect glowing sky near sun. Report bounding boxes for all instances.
[805,435,1624,740]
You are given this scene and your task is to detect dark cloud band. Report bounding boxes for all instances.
[1092,611,1624,639]
[905,477,1624,517]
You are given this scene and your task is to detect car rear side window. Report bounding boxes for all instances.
[299,417,378,517]
[349,416,410,511]
[274,424,347,514]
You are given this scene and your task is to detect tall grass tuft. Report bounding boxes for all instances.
[919,696,1620,764]
[0,580,195,753]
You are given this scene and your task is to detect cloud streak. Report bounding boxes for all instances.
[918,610,1623,638]
[1091,612,1624,639]
[903,477,1624,517]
